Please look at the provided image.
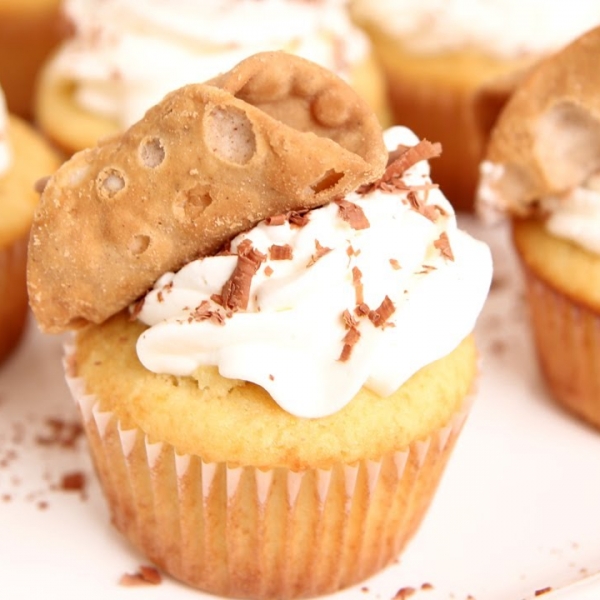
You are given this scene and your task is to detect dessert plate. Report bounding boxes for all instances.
[1,216,599,600]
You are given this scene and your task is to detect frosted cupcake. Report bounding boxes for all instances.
[478,27,600,429]
[35,0,389,155]
[351,0,600,211]
[0,86,60,363]
[0,0,63,118]
[29,54,492,598]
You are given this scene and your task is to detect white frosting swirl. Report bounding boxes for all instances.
[47,0,369,128]
[352,0,600,59]
[134,127,492,418]
[0,86,11,177]
[541,177,600,255]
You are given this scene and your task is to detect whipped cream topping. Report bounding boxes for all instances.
[0,86,11,177]
[541,175,600,255]
[352,0,600,59]
[134,127,492,418]
[478,162,600,256]
[48,0,369,128]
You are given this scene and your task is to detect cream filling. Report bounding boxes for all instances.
[47,0,369,128]
[134,127,493,418]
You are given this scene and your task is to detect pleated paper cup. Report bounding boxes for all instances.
[0,235,29,363]
[64,344,472,600]
[521,266,600,429]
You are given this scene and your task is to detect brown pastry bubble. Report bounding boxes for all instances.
[139,136,166,168]
[205,106,256,165]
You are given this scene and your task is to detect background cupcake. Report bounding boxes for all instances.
[351,0,600,211]
[477,26,600,429]
[0,86,60,363]
[0,0,64,118]
[35,0,389,155]
[28,54,492,598]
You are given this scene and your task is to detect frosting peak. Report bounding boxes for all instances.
[49,0,369,128]
[352,0,600,59]
[134,127,492,418]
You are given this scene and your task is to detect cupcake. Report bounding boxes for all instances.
[477,27,600,429]
[351,0,600,211]
[35,0,389,155]
[28,53,492,598]
[0,86,60,363]
[0,0,63,118]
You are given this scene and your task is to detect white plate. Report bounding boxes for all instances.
[1,217,599,600]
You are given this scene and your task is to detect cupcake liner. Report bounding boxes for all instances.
[522,266,600,429]
[0,235,29,363]
[64,345,471,599]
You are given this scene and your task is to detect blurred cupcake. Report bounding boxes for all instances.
[478,26,600,429]
[35,0,389,155]
[0,86,60,363]
[0,0,63,118]
[351,0,600,211]
[28,54,491,598]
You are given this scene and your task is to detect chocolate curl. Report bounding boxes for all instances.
[434,232,455,261]
[368,296,396,328]
[335,199,370,230]
[220,239,266,311]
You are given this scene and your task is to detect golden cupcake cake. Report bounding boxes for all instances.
[0,0,63,118]
[28,53,492,598]
[35,0,389,155]
[478,26,600,429]
[0,85,59,363]
[351,0,600,211]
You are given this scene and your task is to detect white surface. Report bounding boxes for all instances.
[1,217,599,600]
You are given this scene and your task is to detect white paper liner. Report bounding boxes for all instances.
[524,268,600,429]
[0,234,29,361]
[63,345,472,599]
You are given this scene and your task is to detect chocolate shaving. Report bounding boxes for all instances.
[368,296,395,328]
[307,240,332,267]
[264,265,274,277]
[190,300,226,325]
[383,140,442,182]
[342,309,358,329]
[434,232,455,261]
[358,140,442,195]
[355,302,370,316]
[265,214,287,226]
[269,244,293,260]
[393,587,416,600]
[129,297,145,321]
[389,258,401,270]
[351,266,364,305]
[220,239,266,311]
[119,566,162,587]
[407,191,439,222]
[338,325,361,362]
[335,199,370,230]
[288,210,310,227]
